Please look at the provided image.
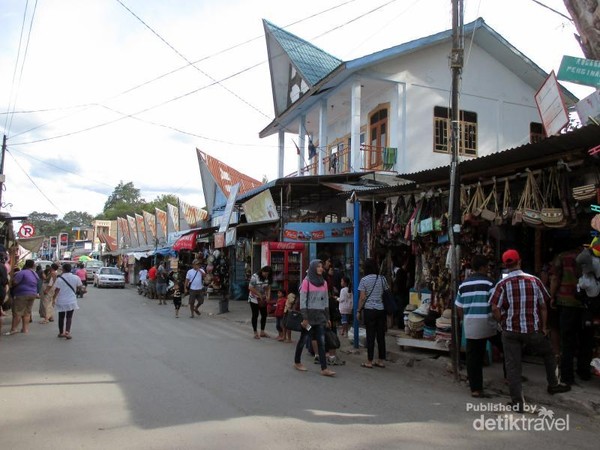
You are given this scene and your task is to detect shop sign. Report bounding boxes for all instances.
[268,242,305,251]
[219,183,240,233]
[557,55,600,88]
[534,71,569,136]
[283,223,353,243]
[242,190,279,223]
[576,89,600,125]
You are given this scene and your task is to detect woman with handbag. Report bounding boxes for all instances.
[248,266,272,339]
[357,258,388,368]
[293,259,336,377]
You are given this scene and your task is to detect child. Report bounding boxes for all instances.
[337,276,353,337]
[274,289,286,341]
[172,277,183,318]
[283,292,296,343]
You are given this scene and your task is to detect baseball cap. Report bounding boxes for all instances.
[502,249,520,264]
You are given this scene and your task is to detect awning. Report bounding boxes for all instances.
[173,232,198,251]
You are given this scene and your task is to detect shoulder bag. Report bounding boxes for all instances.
[325,328,341,350]
[284,280,307,332]
[58,275,77,294]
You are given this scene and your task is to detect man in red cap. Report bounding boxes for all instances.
[489,249,570,412]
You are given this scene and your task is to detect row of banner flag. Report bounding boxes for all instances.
[116,201,208,249]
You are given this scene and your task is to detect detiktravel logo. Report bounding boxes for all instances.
[467,402,570,432]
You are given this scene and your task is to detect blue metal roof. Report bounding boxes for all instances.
[263,20,341,86]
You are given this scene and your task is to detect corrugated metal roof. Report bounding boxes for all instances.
[400,125,600,185]
[263,20,341,86]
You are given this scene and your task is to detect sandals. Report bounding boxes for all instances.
[373,362,386,368]
[260,332,270,338]
[471,391,491,398]
[294,363,307,372]
[64,332,72,340]
[254,334,261,339]
[57,333,66,338]
[361,362,373,369]
[321,368,336,377]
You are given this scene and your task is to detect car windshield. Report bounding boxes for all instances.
[86,261,103,268]
[102,268,122,275]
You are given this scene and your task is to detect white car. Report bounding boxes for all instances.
[84,260,104,282]
[93,267,125,288]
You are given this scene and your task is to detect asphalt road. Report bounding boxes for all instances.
[1,286,599,450]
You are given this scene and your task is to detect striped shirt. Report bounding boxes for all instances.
[358,274,388,311]
[488,270,549,334]
[455,273,497,339]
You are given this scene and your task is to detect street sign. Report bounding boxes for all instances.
[534,71,569,137]
[557,55,600,88]
[17,223,35,238]
[59,232,69,248]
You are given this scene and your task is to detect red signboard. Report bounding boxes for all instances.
[267,242,305,251]
[172,232,198,251]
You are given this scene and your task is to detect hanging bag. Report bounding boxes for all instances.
[480,181,499,222]
[522,171,543,227]
[541,167,566,227]
[502,178,513,223]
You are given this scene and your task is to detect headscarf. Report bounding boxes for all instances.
[306,259,324,287]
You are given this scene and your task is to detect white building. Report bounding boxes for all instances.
[259,18,578,178]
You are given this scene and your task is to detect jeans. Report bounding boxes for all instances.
[502,330,558,404]
[465,333,505,392]
[559,306,593,382]
[364,309,387,361]
[295,324,327,370]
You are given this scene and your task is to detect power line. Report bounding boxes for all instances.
[5,147,65,215]
[10,0,400,147]
[529,0,573,22]
[3,0,37,135]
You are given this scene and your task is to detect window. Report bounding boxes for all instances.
[530,122,545,144]
[433,106,477,156]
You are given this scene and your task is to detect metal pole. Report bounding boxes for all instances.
[352,193,360,349]
[448,0,464,381]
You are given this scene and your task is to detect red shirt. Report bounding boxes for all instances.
[148,266,157,281]
[76,268,86,282]
[489,270,549,334]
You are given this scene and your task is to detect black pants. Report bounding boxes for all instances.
[559,306,594,382]
[465,333,505,392]
[250,302,267,332]
[58,310,74,334]
[364,309,387,361]
[502,331,558,404]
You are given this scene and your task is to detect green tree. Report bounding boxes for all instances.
[63,211,94,228]
[144,194,179,213]
[26,212,67,239]
[100,181,147,220]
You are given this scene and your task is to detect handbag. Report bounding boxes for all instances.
[324,329,341,350]
[284,310,304,332]
[541,167,566,227]
[502,178,513,223]
[382,288,397,315]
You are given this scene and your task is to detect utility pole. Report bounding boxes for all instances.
[448,0,464,382]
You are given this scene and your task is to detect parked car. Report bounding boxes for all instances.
[93,267,125,288]
[84,260,104,282]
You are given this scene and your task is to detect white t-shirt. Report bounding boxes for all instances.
[54,272,83,312]
[186,268,205,290]
[138,269,148,282]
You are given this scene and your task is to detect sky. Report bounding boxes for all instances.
[0,0,594,226]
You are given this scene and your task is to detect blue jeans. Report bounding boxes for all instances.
[295,324,327,370]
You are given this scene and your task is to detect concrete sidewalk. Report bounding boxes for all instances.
[196,293,600,418]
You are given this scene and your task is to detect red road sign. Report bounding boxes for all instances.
[18,223,36,238]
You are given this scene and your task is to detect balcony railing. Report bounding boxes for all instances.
[288,145,397,176]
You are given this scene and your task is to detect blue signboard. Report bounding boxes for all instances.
[283,222,353,243]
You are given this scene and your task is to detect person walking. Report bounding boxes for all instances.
[248,266,272,339]
[185,259,206,318]
[489,249,570,412]
[156,261,168,305]
[455,255,502,398]
[550,245,593,384]
[147,262,158,299]
[293,259,335,377]
[356,258,388,369]
[52,263,83,340]
[5,259,39,335]
[39,263,58,324]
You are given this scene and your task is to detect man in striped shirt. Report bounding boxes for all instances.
[455,255,499,398]
[489,249,570,412]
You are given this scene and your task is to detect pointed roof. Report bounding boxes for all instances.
[260,17,578,138]
[263,19,342,116]
[196,149,262,214]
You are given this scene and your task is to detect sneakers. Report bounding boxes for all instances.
[547,383,571,395]
[314,356,320,364]
[328,355,346,366]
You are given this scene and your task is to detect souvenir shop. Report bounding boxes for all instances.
[359,124,600,356]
